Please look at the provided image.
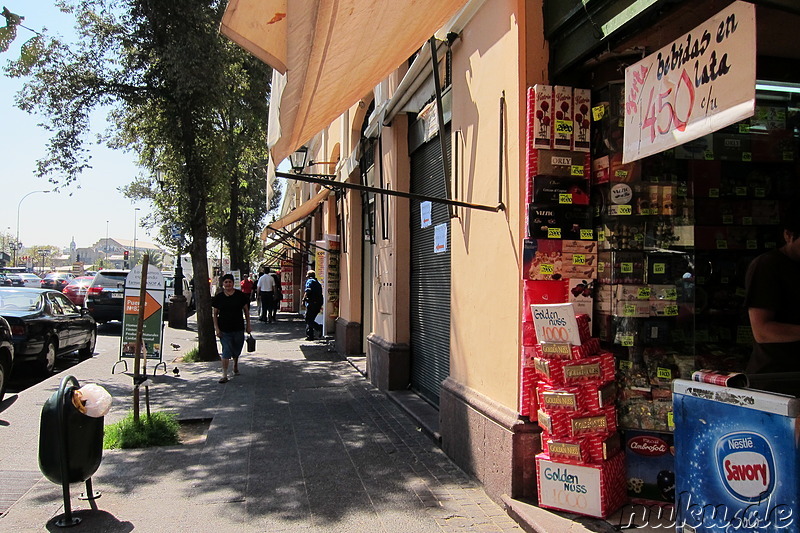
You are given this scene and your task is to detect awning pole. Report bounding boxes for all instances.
[274,171,503,213]
[429,37,454,219]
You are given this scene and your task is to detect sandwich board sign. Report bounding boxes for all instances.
[120,265,165,365]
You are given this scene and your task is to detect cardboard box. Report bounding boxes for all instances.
[531,176,590,205]
[538,384,585,412]
[532,337,600,361]
[534,353,616,387]
[523,239,564,281]
[520,366,537,417]
[527,204,594,241]
[566,278,595,321]
[528,149,590,178]
[538,406,617,439]
[562,240,598,254]
[553,86,573,149]
[544,432,622,464]
[527,85,553,150]
[622,430,675,503]
[535,451,627,518]
[572,88,591,152]
[523,279,568,321]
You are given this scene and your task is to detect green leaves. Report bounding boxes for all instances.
[0,7,20,53]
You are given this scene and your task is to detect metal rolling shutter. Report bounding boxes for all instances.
[409,129,451,406]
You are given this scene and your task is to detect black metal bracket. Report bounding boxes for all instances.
[274,171,503,213]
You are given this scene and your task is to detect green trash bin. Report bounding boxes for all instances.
[38,376,104,484]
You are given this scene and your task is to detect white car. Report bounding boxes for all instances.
[7,273,42,288]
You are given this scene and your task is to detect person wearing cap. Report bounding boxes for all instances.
[303,270,324,340]
[212,273,252,383]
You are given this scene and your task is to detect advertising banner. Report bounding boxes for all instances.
[121,266,165,361]
[623,1,756,163]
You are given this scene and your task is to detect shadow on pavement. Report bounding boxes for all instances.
[46,510,134,532]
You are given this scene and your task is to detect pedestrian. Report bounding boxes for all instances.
[240,273,254,302]
[256,268,275,322]
[269,270,282,322]
[303,270,324,340]
[212,273,252,383]
[745,206,800,391]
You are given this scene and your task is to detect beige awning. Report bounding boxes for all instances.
[260,188,331,241]
[221,0,469,164]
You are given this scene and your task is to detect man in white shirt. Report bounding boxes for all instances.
[256,268,275,322]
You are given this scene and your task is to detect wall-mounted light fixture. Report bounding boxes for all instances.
[289,146,309,173]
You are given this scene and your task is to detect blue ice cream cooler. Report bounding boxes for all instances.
[673,379,800,533]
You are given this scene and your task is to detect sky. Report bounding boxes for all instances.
[1,1,152,253]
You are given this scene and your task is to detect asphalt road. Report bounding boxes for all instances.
[6,321,124,395]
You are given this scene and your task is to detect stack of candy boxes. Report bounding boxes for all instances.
[521,84,627,517]
[527,303,627,518]
[520,84,597,422]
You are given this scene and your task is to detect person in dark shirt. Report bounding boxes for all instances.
[212,273,251,383]
[745,208,800,382]
[303,270,323,340]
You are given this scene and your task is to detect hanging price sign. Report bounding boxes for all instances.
[622,1,756,163]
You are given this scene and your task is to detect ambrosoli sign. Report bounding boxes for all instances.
[623,1,756,163]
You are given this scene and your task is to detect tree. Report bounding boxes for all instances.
[4,0,273,361]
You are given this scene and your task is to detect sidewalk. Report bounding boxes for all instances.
[0,312,525,532]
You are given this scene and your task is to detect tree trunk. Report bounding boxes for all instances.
[183,117,218,362]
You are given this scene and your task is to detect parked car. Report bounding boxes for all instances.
[0,316,13,402]
[63,275,95,307]
[40,272,75,292]
[0,274,10,286]
[85,270,129,323]
[6,273,42,288]
[0,288,96,374]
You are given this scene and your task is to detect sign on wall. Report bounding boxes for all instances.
[623,1,756,163]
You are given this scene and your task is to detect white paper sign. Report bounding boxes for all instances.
[530,303,582,346]
[538,457,602,517]
[623,1,756,163]
[434,223,447,253]
[420,201,432,228]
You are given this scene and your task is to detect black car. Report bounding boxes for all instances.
[0,288,96,374]
[85,270,129,323]
[40,272,75,292]
[0,316,13,402]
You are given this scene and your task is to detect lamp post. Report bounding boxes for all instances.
[105,220,109,268]
[132,207,141,266]
[15,190,50,266]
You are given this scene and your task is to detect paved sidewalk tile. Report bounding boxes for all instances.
[0,313,522,532]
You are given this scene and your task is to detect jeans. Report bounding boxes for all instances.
[219,330,245,359]
[305,303,321,338]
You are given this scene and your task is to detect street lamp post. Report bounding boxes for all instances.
[15,190,50,266]
[132,207,141,266]
[105,220,109,267]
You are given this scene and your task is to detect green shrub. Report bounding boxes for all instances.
[181,346,200,362]
[103,411,180,449]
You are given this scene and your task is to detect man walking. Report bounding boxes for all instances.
[256,268,275,323]
[212,273,251,383]
[303,270,324,340]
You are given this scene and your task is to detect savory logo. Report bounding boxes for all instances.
[715,432,775,503]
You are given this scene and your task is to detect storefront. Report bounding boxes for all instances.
[527,0,800,520]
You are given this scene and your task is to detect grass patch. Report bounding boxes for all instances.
[103,411,180,449]
[181,346,200,362]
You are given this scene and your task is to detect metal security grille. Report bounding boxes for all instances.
[409,129,451,406]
